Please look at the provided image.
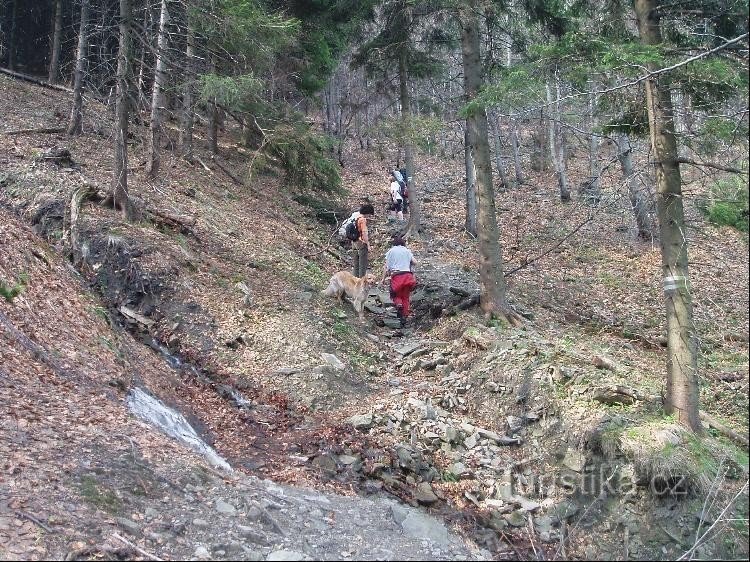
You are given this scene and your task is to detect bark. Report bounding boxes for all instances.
[206,54,218,154]
[7,0,18,70]
[145,0,169,178]
[113,0,133,220]
[546,73,570,201]
[399,46,421,237]
[67,0,89,135]
[490,114,508,189]
[459,2,521,325]
[464,129,477,236]
[585,81,601,201]
[616,133,654,240]
[180,20,196,159]
[635,0,701,432]
[510,121,524,184]
[48,0,63,83]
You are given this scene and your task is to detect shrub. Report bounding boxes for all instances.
[698,176,749,232]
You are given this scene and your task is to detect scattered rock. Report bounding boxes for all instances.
[115,517,141,536]
[267,550,307,561]
[561,449,587,472]
[504,510,527,527]
[415,482,439,505]
[215,499,237,516]
[347,413,374,430]
[193,545,211,560]
[592,355,617,371]
[506,415,524,433]
[552,499,579,522]
[321,353,346,370]
[391,505,449,546]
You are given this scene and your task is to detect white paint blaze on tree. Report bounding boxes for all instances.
[635,0,701,431]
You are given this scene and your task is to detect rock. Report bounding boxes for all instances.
[443,426,460,443]
[391,505,449,546]
[347,413,374,430]
[449,462,469,478]
[464,433,478,449]
[415,482,439,505]
[144,507,159,520]
[476,427,520,446]
[506,416,524,433]
[193,545,211,560]
[395,342,424,356]
[192,518,209,528]
[513,495,541,512]
[115,517,141,536]
[592,355,617,371]
[561,449,587,472]
[383,318,403,329]
[365,303,385,314]
[312,454,337,474]
[267,550,307,561]
[321,353,346,370]
[215,499,237,516]
[273,367,300,376]
[552,500,579,522]
[534,515,555,534]
[505,510,527,527]
[338,454,358,466]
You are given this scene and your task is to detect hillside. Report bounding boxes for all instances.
[1,67,749,562]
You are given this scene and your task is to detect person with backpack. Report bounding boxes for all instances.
[398,167,409,212]
[388,173,405,222]
[345,203,374,278]
[382,235,417,327]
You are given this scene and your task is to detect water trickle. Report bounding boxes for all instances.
[126,387,232,472]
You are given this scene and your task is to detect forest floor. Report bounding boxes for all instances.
[1,72,748,561]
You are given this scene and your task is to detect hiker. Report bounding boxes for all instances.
[382,235,417,327]
[398,167,410,212]
[388,173,405,222]
[350,203,374,278]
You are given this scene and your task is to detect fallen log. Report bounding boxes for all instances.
[699,410,749,449]
[1,127,65,136]
[0,67,73,93]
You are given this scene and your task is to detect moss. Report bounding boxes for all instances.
[78,475,122,514]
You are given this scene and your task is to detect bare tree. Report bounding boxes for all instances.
[546,71,570,201]
[48,0,63,84]
[145,0,169,178]
[635,0,701,431]
[67,0,89,135]
[113,0,134,219]
[180,16,196,159]
[616,133,654,240]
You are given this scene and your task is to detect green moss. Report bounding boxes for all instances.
[78,475,122,514]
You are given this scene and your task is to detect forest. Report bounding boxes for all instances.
[0,0,748,560]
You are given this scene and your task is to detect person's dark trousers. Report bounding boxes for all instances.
[352,241,368,277]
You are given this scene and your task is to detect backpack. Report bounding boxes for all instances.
[339,213,360,241]
[398,169,409,198]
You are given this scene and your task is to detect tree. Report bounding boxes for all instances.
[7,0,18,70]
[459,0,522,325]
[48,0,63,84]
[464,128,477,236]
[146,0,170,178]
[113,0,134,220]
[180,15,197,159]
[67,0,89,136]
[634,0,701,431]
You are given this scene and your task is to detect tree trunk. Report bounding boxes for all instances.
[586,80,601,202]
[113,0,133,220]
[510,121,524,184]
[48,0,63,83]
[616,133,654,240]
[180,20,196,159]
[459,2,520,324]
[136,3,152,113]
[7,0,18,71]
[145,0,169,178]
[490,113,508,189]
[399,47,421,237]
[464,129,477,236]
[67,0,89,135]
[206,54,218,154]
[546,73,570,202]
[635,0,701,432]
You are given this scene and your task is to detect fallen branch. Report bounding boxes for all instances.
[15,511,55,534]
[1,127,65,136]
[112,532,165,561]
[699,411,749,449]
[146,207,196,235]
[0,67,74,92]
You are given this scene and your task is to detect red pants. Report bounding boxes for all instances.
[390,272,417,318]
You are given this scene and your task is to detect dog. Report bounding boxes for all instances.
[321,271,376,319]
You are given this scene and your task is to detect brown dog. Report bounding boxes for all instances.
[321,271,376,319]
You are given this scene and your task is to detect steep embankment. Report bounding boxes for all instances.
[1,70,748,562]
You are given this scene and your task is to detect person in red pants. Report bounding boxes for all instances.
[382,235,417,327]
